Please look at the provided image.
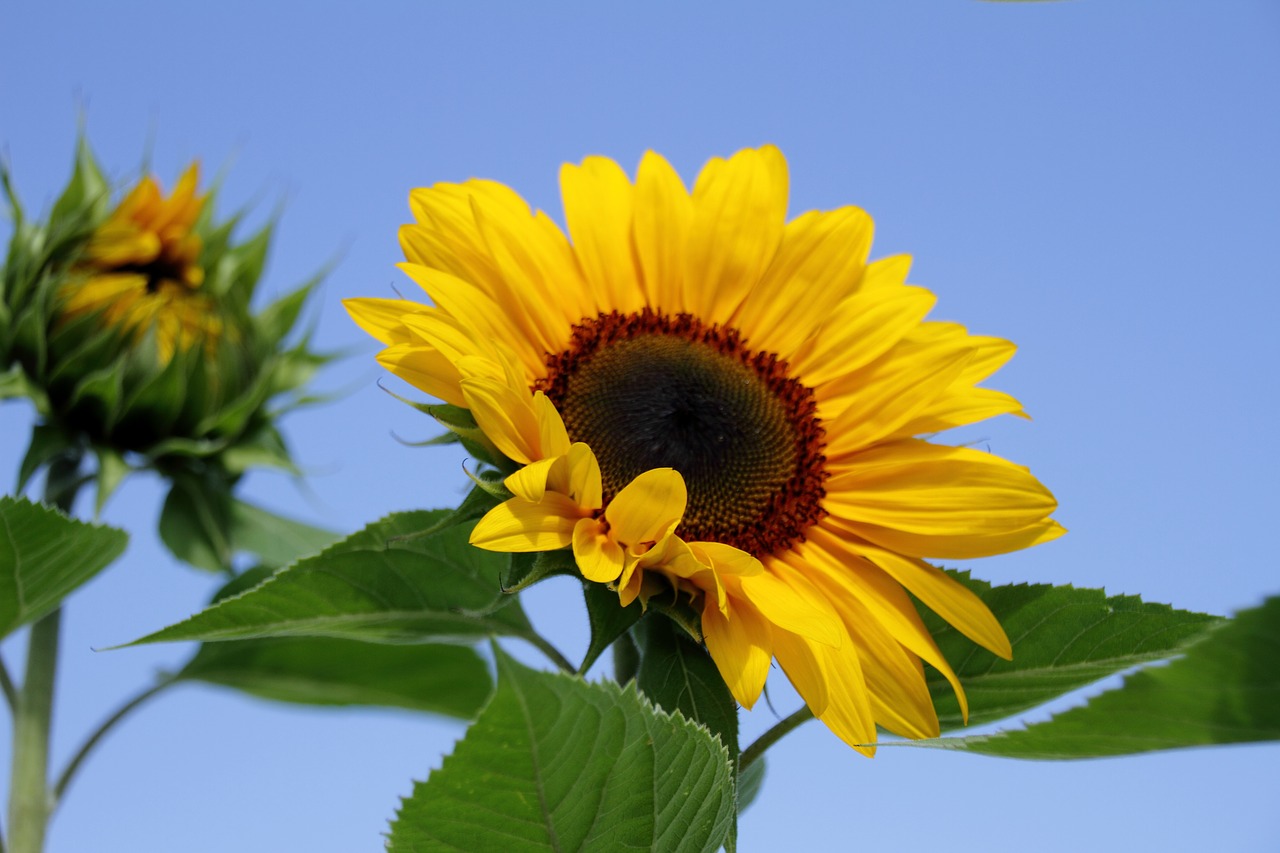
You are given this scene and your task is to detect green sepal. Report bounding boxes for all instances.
[579,580,643,674]
[48,135,109,231]
[502,547,578,595]
[17,422,78,494]
[158,471,235,573]
[93,445,131,516]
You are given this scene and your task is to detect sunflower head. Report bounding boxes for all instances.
[347,146,1063,753]
[1,137,330,541]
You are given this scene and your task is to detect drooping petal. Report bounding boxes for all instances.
[376,343,467,408]
[469,493,584,552]
[572,517,625,583]
[605,467,687,547]
[702,598,772,709]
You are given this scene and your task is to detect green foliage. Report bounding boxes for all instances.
[921,571,1221,730]
[181,636,491,718]
[175,565,491,717]
[387,648,735,853]
[917,594,1280,758]
[0,136,333,552]
[129,511,532,646]
[0,495,126,638]
[578,579,643,674]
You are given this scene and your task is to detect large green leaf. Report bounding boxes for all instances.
[0,496,127,638]
[917,594,1280,758]
[180,637,490,717]
[227,499,340,567]
[129,511,532,646]
[388,648,735,853]
[921,572,1221,731]
[177,566,491,717]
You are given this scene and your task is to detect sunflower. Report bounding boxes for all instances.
[59,163,222,363]
[345,146,1063,754]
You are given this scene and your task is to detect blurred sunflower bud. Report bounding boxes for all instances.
[1,138,330,570]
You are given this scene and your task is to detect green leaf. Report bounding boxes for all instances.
[0,495,127,638]
[49,136,108,229]
[129,511,532,646]
[158,475,234,572]
[578,580,643,674]
[181,636,491,717]
[635,613,738,756]
[921,571,1221,731]
[917,594,1280,759]
[227,499,339,567]
[388,647,735,853]
[735,755,765,814]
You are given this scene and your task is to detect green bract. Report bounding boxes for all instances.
[0,139,330,567]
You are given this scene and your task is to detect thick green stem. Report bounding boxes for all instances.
[610,631,640,685]
[7,611,61,853]
[7,453,81,853]
[740,706,814,773]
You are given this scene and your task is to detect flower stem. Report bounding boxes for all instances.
[610,631,640,684]
[7,611,61,853]
[7,453,81,853]
[739,706,814,773]
[53,677,176,805]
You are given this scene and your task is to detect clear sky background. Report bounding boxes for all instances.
[1,2,1278,851]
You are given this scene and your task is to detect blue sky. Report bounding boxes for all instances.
[2,1,1278,851]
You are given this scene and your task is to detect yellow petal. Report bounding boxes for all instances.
[572,517,625,583]
[376,343,467,408]
[504,456,564,503]
[343,297,426,346]
[469,494,583,552]
[732,206,874,357]
[565,442,603,509]
[682,146,787,321]
[736,559,842,647]
[605,468,687,547]
[460,376,542,465]
[827,531,1013,660]
[633,151,691,310]
[824,439,1058,538]
[560,156,643,315]
[820,347,973,457]
[791,285,936,387]
[532,391,571,458]
[701,598,772,709]
[771,628,830,716]
[804,631,878,755]
[787,536,970,723]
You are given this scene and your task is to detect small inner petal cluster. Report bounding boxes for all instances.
[345,145,1064,755]
[59,164,220,363]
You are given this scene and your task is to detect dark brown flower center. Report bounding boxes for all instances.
[539,309,827,557]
